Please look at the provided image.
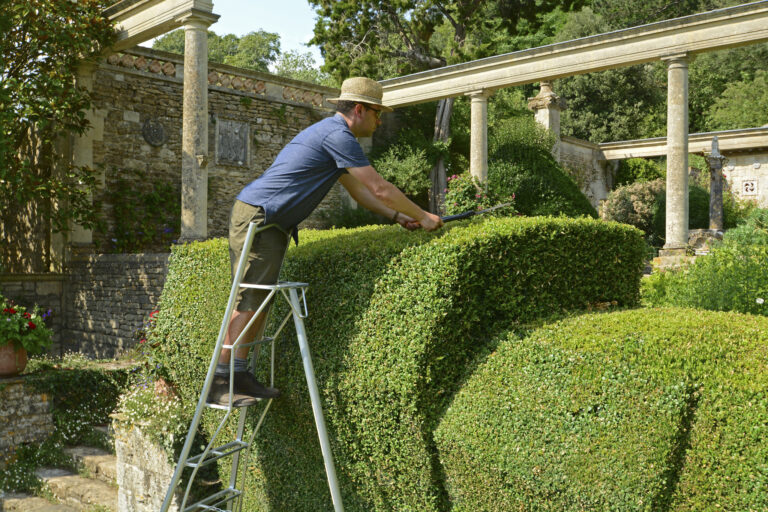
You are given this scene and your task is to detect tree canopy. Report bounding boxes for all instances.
[152,29,281,73]
[0,0,115,239]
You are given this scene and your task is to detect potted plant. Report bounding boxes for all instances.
[0,294,54,377]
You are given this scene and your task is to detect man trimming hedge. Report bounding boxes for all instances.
[208,77,444,406]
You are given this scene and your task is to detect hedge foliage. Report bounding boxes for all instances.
[436,308,768,511]
[488,117,597,219]
[150,217,645,511]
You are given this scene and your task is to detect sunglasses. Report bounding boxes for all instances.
[361,103,383,119]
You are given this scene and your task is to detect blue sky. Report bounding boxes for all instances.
[210,0,323,65]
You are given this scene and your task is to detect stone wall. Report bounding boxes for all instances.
[63,254,169,358]
[114,422,180,512]
[0,275,65,353]
[0,376,54,468]
[92,47,342,250]
[559,136,611,208]
[723,152,768,207]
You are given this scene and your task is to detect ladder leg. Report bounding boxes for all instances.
[288,288,345,512]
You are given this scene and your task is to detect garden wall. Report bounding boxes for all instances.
[62,253,169,358]
[0,376,54,469]
[91,47,344,251]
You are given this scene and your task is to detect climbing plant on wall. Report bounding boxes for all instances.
[0,0,116,235]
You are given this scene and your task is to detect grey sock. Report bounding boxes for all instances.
[215,362,230,376]
[234,357,249,372]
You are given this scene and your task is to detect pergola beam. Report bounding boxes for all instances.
[599,127,768,160]
[105,0,218,52]
[381,1,768,107]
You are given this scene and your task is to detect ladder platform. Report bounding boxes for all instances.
[205,399,263,411]
[184,487,241,512]
[240,280,308,290]
[185,440,249,468]
[222,337,274,350]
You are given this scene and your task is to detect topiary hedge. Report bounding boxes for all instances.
[150,217,645,511]
[436,308,768,511]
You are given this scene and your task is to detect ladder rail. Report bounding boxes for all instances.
[161,221,345,512]
[160,221,273,512]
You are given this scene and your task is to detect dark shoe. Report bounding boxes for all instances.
[233,371,281,399]
[206,375,259,407]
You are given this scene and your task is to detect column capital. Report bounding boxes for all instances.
[466,89,493,100]
[176,9,219,29]
[527,82,566,112]
[661,53,693,65]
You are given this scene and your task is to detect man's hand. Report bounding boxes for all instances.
[396,213,420,231]
[418,212,443,232]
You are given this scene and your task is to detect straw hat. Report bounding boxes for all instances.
[328,77,393,112]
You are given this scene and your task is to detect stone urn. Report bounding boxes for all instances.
[0,343,28,377]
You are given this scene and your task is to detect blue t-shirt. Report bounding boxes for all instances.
[237,114,369,236]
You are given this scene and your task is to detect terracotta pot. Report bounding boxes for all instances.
[0,343,28,377]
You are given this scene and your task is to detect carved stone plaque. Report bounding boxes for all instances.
[742,179,758,196]
[216,119,249,166]
[141,118,167,147]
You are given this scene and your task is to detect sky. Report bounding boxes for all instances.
[144,0,324,67]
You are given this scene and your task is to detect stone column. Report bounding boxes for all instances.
[70,63,97,247]
[178,12,218,242]
[469,90,492,182]
[661,55,690,254]
[527,82,566,161]
[707,136,726,231]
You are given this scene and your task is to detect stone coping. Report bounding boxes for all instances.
[0,273,65,282]
[102,46,339,111]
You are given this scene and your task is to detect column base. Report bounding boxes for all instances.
[653,247,694,271]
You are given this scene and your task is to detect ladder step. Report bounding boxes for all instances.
[183,488,241,512]
[222,337,273,350]
[185,441,249,468]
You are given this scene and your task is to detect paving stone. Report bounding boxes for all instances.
[35,467,117,511]
[1,493,77,511]
[64,446,117,485]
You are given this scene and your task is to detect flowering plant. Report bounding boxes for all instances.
[0,295,54,354]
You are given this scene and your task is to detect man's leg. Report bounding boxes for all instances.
[207,201,286,406]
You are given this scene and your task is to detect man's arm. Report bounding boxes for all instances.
[342,165,442,231]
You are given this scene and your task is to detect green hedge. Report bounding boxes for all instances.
[436,308,768,511]
[151,217,645,511]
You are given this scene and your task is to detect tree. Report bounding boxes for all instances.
[309,0,585,212]
[0,0,115,271]
[273,50,337,87]
[706,69,768,130]
[153,29,281,72]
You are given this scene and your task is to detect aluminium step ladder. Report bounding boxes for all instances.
[160,221,344,512]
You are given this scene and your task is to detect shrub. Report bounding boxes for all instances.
[613,157,665,188]
[600,178,665,237]
[436,308,768,511]
[651,184,711,245]
[487,117,597,218]
[150,217,644,511]
[443,173,515,216]
[642,214,768,315]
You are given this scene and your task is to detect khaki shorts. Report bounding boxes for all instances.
[229,200,291,311]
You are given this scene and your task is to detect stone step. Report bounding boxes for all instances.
[1,493,78,512]
[64,446,117,485]
[35,468,117,512]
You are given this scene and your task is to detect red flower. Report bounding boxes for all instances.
[23,312,31,319]
[28,321,36,330]
[149,310,159,319]
[4,307,16,314]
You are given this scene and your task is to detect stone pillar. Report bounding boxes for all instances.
[707,136,726,231]
[469,90,492,182]
[527,82,566,161]
[661,55,690,254]
[178,12,218,242]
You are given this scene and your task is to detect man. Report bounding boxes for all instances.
[208,77,443,406]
